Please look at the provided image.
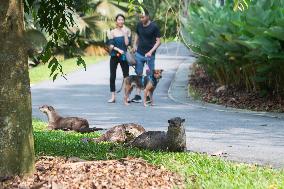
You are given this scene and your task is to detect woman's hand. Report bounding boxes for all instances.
[133,46,137,52]
[113,46,124,54]
[122,26,130,46]
[122,26,130,37]
[118,49,124,54]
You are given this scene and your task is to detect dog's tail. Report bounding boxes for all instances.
[116,78,125,93]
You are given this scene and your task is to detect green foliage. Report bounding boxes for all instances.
[184,0,284,96]
[24,0,86,79]
[233,0,251,11]
[23,0,147,80]
[154,0,179,39]
[29,56,106,84]
[32,119,284,188]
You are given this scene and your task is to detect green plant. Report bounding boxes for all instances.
[233,0,251,11]
[183,0,284,96]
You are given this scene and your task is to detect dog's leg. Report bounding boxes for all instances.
[149,90,154,106]
[124,90,130,106]
[123,78,131,106]
[124,85,131,106]
[143,89,148,107]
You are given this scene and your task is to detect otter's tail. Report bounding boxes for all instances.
[78,127,104,133]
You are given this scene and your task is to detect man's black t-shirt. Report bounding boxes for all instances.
[136,21,161,56]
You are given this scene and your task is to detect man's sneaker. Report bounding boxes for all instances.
[146,96,151,104]
[131,95,142,103]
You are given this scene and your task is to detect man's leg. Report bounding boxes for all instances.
[147,55,155,76]
[131,52,145,103]
[146,55,155,103]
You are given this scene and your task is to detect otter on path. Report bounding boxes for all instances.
[39,105,103,133]
[130,117,186,152]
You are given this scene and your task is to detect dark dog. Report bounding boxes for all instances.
[123,69,163,106]
[39,105,103,133]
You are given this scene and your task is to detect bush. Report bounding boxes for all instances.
[183,0,284,96]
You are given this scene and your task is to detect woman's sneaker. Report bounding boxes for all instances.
[131,95,142,103]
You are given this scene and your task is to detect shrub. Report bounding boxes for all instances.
[183,0,284,96]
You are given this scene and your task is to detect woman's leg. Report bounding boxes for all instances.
[120,60,129,78]
[109,56,118,102]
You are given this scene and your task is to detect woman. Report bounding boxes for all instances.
[107,14,131,103]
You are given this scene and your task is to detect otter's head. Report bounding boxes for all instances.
[168,117,185,127]
[39,105,55,114]
[126,124,146,136]
[153,69,164,80]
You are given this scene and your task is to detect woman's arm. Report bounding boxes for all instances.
[108,30,124,54]
[107,30,115,51]
[123,27,131,46]
[133,33,139,52]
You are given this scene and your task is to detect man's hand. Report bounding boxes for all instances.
[145,51,152,57]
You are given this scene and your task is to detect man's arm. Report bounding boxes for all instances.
[145,37,161,57]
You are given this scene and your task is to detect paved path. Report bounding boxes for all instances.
[31,43,284,168]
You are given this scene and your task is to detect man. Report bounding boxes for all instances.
[131,8,161,103]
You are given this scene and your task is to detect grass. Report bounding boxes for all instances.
[29,56,107,84]
[33,119,284,189]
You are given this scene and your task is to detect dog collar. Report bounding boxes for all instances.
[143,75,158,88]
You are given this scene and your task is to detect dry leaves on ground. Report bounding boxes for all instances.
[189,65,284,113]
[1,156,184,189]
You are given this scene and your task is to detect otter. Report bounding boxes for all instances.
[39,105,103,133]
[85,123,146,143]
[129,117,187,152]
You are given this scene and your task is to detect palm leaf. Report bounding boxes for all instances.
[233,0,251,11]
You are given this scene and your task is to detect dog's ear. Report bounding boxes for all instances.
[48,106,54,111]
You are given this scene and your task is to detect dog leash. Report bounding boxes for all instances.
[115,50,135,94]
[145,58,150,75]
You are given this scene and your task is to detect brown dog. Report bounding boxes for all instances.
[123,69,163,106]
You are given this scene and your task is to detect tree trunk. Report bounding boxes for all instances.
[0,0,35,177]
